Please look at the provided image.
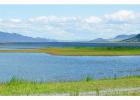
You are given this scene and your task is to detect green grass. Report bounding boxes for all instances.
[0,76,139,95]
[1,47,140,56]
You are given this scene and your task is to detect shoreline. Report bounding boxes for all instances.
[0,47,140,56]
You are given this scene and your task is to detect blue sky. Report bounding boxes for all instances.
[0,5,140,18]
[0,5,140,41]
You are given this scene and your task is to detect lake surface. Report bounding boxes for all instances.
[0,53,139,82]
[1,42,140,49]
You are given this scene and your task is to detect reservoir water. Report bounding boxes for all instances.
[0,53,139,82]
[1,42,140,49]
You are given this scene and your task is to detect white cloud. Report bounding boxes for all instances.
[28,16,78,24]
[0,19,3,22]
[104,10,140,23]
[0,10,140,41]
[9,18,22,23]
[84,16,102,24]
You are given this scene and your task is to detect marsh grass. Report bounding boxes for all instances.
[85,76,93,82]
[113,74,117,80]
[7,76,25,85]
[0,76,139,95]
[95,88,100,96]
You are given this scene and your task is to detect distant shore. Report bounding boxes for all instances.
[0,47,140,56]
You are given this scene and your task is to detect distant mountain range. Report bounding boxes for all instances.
[89,38,109,42]
[122,33,140,42]
[0,31,139,42]
[111,34,136,41]
[0,31,56,42]
[89,34,136,42]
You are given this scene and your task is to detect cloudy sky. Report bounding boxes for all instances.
[0,5,140,41]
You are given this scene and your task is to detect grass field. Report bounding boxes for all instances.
[0,47,140,56]
[0,76,139,96]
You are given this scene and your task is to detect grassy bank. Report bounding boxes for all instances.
[0,76,140,95]
[1,47,140,56]
[40,47,140,56]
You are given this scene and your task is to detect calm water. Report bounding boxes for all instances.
[0,53,139,82]
[1,42,140,49]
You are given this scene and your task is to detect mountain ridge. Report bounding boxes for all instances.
[89,34,136,42]
[0,31,138,42]
[0,31,56,42]
[122,33,140,42]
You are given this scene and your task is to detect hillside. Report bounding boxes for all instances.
[89,38,109,42]
[89,34,136,42]
[111,34,136,41]
[123,33,140,42]
[0,31,55,42]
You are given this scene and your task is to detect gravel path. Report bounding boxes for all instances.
[36,87,140,96]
